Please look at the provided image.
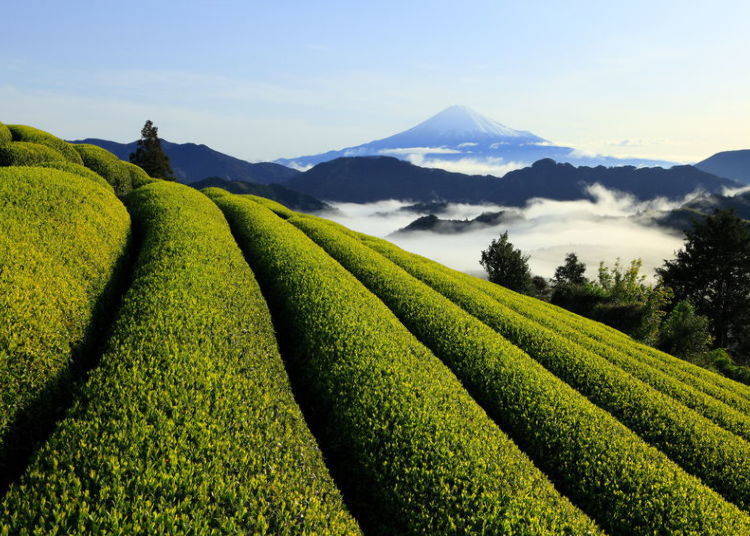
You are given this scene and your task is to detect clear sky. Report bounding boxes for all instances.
[2,0,748,163]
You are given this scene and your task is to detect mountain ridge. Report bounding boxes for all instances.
[69,137,300,184]
[285,155,738,205]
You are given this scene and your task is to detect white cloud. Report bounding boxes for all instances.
[379,147,461,156]
[321,185,687,280]
[457,142,478,147]
[405,154,525,177]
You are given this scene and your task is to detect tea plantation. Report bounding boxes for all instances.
[1,122,750,535]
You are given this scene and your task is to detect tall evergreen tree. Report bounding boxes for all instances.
[657,209,750,356]
[129,120,174,179]
[480,231,533,294]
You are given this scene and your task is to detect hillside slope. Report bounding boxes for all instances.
[3,121,750,535]
[696,149,750,184]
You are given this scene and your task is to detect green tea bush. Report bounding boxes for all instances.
[122,161,158,188]
[0,141,67,166]
[36,161,112,190]
[356,232,750,511]
[0,182,361,536]
[290,214,750,535]
[7,125,83,165]
[73,143,135,196]
[455,263,750,410]
[0,166,129,481]
[0,122,11,144]
[205,189,602,536]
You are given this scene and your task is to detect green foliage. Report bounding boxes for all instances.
[659,300,714,360]
[73,143,140,196]
[480,231,533,293]
[0,166,130,480]
[121,160,158,188]
[289,214,750,535]
[35,161,112,190]
[552,258,671,344]
[206,189,602,536]
[7,125,83,165]
[552,252,587,286]
[0,141,67,166]
[659,209,750,359]
[709,349,750,386]
[1,182,360,535]
[0,122,11,144]
[129,120,174,179]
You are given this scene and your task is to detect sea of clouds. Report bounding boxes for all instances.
[318,184,698,280]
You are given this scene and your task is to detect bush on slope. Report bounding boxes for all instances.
[36,161,112,190]
[206,189,602,536]
[7,125,84,165]
[73,143,147,196]
[0,141,67,166]
[289,214,750,535]
[0,123,10,144]
[0,166,130,482]
[349,231,750,512]
[374,241,750,412]
[0,182,361,536]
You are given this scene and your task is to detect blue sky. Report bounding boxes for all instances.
[2,1,748,163]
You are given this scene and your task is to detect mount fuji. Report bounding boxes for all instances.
[277,105,672,173]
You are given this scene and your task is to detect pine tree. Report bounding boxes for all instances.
[129,120,174,180]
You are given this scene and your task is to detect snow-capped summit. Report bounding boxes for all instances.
[398,105,544,144]
[277,105,671,172]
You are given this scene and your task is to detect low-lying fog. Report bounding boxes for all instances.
[318,185,693,280]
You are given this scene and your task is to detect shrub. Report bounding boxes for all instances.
[0,122,11,144]
[0,141,67,166]
[205,189,601,536]
[35,161,112,190]
[122,161,158,188]
[0,182,361,535]
[660,300,714,360]
[73,143,135,196]
[7,125,83,165]
[0,166,130,484]
[289,213,750,535]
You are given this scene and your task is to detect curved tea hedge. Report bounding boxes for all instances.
[36,161,112,190]
[206,190,602,536]
[290,214,750,535]
[0,141,67,166]
[0,166,130,479]
[72,143,143,196]
[0,122,10,144]
[0,182,361,536]
[352,231,750,512]
[7,125,83,165]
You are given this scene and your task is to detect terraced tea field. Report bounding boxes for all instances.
[2,122,750,535]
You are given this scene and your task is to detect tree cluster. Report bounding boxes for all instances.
[479,209,750,373]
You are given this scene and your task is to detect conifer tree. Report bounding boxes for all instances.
[130,120,174,180]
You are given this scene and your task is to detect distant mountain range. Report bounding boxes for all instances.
[285,155,739,206]
[277,105,673,170]
[69,138,300,184]
[190,177,332,212]
[653,190,750,232]
[695,150,750,185]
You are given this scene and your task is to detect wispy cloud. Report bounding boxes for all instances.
[322,184,687,279]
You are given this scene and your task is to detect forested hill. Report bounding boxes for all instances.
[70,137,300,184]
[285,156,738,205]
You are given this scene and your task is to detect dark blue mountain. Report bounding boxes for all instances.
[695,150,750,184]
[69,138,300,185]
